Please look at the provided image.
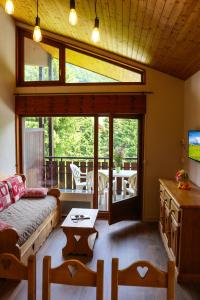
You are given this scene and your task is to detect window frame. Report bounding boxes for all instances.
[16,27,146,87]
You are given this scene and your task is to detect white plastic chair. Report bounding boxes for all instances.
[70,163,87,191]
[86,170,116,210]
[86,171,108,193]
[123,173,137,196]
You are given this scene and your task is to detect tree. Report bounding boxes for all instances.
[25,116,138,160]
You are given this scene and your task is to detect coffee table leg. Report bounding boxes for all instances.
[77,234,94,257]
[94,227,98,238]
[62,229,98,257]
[62,229,76,256]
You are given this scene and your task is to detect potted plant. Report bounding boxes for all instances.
[114,147,124,173]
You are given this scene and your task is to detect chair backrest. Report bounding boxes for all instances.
[70,163,81,184]
[0,253,36,300]
[128,173,137,189]
[86,170,108,194]
[42,256,104,300]
[86,170,94,191]
[111,258,175,300]
[98,171,108,194]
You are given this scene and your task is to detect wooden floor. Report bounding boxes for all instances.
[1,220,200,299]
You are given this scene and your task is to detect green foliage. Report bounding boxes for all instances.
[113,119,137,157]
[25,57,59,81]
[25,117,138,159]
[65,63,117,83]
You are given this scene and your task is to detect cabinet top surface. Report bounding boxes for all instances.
[159,178,200,208]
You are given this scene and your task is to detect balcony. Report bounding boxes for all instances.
[24,156,137,212]
[42,156,137,190]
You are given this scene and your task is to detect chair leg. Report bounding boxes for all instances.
[42,256,51,300]
[104,191,108,210]
[111,258,119,300]
[76,185,84,191]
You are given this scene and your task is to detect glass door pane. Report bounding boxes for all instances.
[98,116,109,211]
[22,116,94,209]
[112,118,138,203]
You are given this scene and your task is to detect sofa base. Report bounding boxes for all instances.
[0,186,61,264]
[0,205,60,264]
[20,205,60,263]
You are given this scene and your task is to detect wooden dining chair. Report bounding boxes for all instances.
[42,256,104,300]
[0,253,36,300]
[111,258,175,300]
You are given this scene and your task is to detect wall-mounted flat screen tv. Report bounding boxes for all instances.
[188,130,200,162]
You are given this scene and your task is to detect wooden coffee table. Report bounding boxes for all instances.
[61,208,98,257]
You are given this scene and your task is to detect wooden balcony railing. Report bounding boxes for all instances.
[41,156,137,190]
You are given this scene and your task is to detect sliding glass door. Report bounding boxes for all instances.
[22,115,143,219]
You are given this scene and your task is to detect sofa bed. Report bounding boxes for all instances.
[0,174,61,263]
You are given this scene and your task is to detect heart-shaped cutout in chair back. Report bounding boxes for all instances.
[137,266,149,279]
[67,264,78,278]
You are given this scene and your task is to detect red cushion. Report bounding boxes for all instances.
[0,182,12,211]
[21,187,48,198]
[0,220,12,231]
[5,175,25,202]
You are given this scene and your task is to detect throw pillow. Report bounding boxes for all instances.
[0,181,12,211]
[21,187,48,198]
[5,175,26,202]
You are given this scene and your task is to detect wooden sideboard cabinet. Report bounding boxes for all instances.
[159,178,200,283]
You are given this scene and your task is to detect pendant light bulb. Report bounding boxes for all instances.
[91,17,100,43]
[5,0,14,15]
[33,0,42,43]
[33,16,42,42]
[69,0,78,26]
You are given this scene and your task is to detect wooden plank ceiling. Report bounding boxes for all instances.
[1,0,200,80]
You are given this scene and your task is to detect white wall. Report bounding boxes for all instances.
[143,68,184,220]
[16,65,184,221]
[0,7,16,177]
[184,71,200,186]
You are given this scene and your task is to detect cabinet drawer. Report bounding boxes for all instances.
[170,200,181,223]
[170,214,180,266]
[164,190,171,208]
[160,184,171,208]
[160,184,165,199]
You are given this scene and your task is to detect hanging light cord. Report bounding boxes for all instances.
[95,0,97,18]
[35,0,40,26]
[37,0,39,18]
[94,0,99,26]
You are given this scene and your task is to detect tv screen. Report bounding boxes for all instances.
[188,130,200,162]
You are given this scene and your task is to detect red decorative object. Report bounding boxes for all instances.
[176,169,191,190]
[0,182,12,211]
[178,181,191,190]
[5,175,25,202]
